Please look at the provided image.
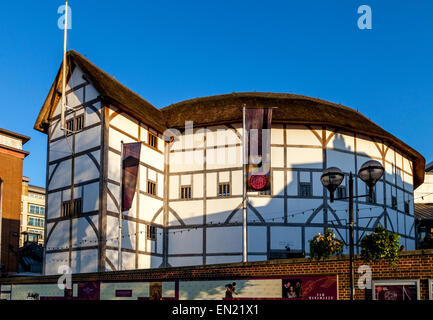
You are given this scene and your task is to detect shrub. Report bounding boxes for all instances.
[360,225,400,266]
[309,229,343,260]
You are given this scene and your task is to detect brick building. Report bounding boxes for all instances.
[0,128,30,273]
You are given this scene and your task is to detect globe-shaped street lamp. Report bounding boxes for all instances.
[358,160,385,197]
[320,167,345,202]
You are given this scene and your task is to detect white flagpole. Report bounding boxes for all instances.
[242,104,248,262]
[61,0,68,132]
[118,141,123,271]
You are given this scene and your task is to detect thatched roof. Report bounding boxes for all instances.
[34,50,165,133]
[34,51,425,188]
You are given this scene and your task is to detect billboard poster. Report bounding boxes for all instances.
[178,276,338,300]
[372,280,420,301]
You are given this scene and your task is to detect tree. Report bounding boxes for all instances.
[360,225,400,266]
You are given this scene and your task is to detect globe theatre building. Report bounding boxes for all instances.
[34,51,425,275]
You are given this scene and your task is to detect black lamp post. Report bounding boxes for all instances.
[320,160,384,300]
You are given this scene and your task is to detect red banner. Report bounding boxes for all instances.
[245,108,272,192]
[122,142,141,211]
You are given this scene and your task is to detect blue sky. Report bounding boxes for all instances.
[0,0,432,187]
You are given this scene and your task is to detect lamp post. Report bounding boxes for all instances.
[320,160,384,300]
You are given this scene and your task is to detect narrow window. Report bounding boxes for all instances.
[392,196,397,210]
[299,182,312,197]
[404,201,410,214]
[218,183,230,197]
[148,132,158,149]
[259,189,271,196]
[337,186,346,199]
[66,118,74,133]
[180,186,192,199]
[146,225,156,241]
[147,181,156,196]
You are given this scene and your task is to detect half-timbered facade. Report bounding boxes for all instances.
[34,51,425,274]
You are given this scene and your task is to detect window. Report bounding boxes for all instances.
[65,114,84,134]
[148,132,158,149]
[29,204,45,215]
[180,186,192,199]
[218,183,231,197]
[28,217,44,227]
[61,198,82,218]
[147,181,156,196]
[146,225,156,241]
[299,182,312,197]
[404,201,410,214]
[336,186,346,199]
[391,196,397,210]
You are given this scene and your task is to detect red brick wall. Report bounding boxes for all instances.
[0,149,24,273]
[2,250,433,300]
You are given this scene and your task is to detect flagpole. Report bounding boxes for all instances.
[242,104,248,263]
[118,141,123,271]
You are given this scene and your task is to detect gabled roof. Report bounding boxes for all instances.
[34,50,166,133]
[426,161,433,172]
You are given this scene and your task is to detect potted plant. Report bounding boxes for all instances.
[360,225,401,266]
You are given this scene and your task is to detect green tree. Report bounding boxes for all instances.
[360,225,400,266]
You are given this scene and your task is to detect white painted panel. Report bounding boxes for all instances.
[327,149,355,173]
[312,172,323,197]
[286,126,322,146]
[105,249,118,271]
[271,125,284,145]
[287,147,322,169]
[206,255,242,265]
[170,201,203,225]
[248,226,267,252]
[248,197,284,222]
[46,220,69,250]
[356,137,382,159]
[207,172,217,197]
[286,170,298,196]
[140,146,164,172]
[121,252,136,271]
[138,254,151,269]
[121,219,136,251]
[47,192,61,219]
[45,252,69,275]
[299,171,309,183]
[48,159,71,190]
[72,216,98,248]
[74,125,101,154]
[169,256,203,267]
[273,170,285,196]
[169,176,179,200]
[138,194,162,222]
[66,87,83,108]
[49,137,73,161]
[170,150,204,172]
[84,101,101,126]
[207,226,242,253]
[168,228,202,254]
[71,249,98,274]
[286,199,323,224]
[271,226,302,250]
[328,133,355,152]
[181,174,191,185]
[157,173,164,198]
[231,170,243,195]
[218,171,229,183]
[106,216,120,249]
[271,147,284,168]
[247,255,267,262]
[206,198,242,224]
[74,154,100,183]
[85,84,99,102]
[68,66,86,89]
[193,174,203,198]
[107,182,120,213]
[110,112,139,139]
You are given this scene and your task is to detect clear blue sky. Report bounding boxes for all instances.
[0,0,432,187]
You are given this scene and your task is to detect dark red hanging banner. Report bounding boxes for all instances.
[245,108,272,192]
[121,142,141,211]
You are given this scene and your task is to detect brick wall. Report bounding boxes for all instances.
[0,150,25,273]
[2,249,433,300]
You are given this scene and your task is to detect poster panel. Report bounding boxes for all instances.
[372,280,420,301]
[178,276,338,300]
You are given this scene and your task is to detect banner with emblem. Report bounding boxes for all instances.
[245,108,272,192]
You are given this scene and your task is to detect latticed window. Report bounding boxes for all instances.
[218,183,230,197]
[147,181,156,195]
[148,132,158,149]
[299,182,312,197]
[404,201,410,214]
[180,186,192,199]
[61,198,82,218]
[147,225,156,240]
[392,196,397,210]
